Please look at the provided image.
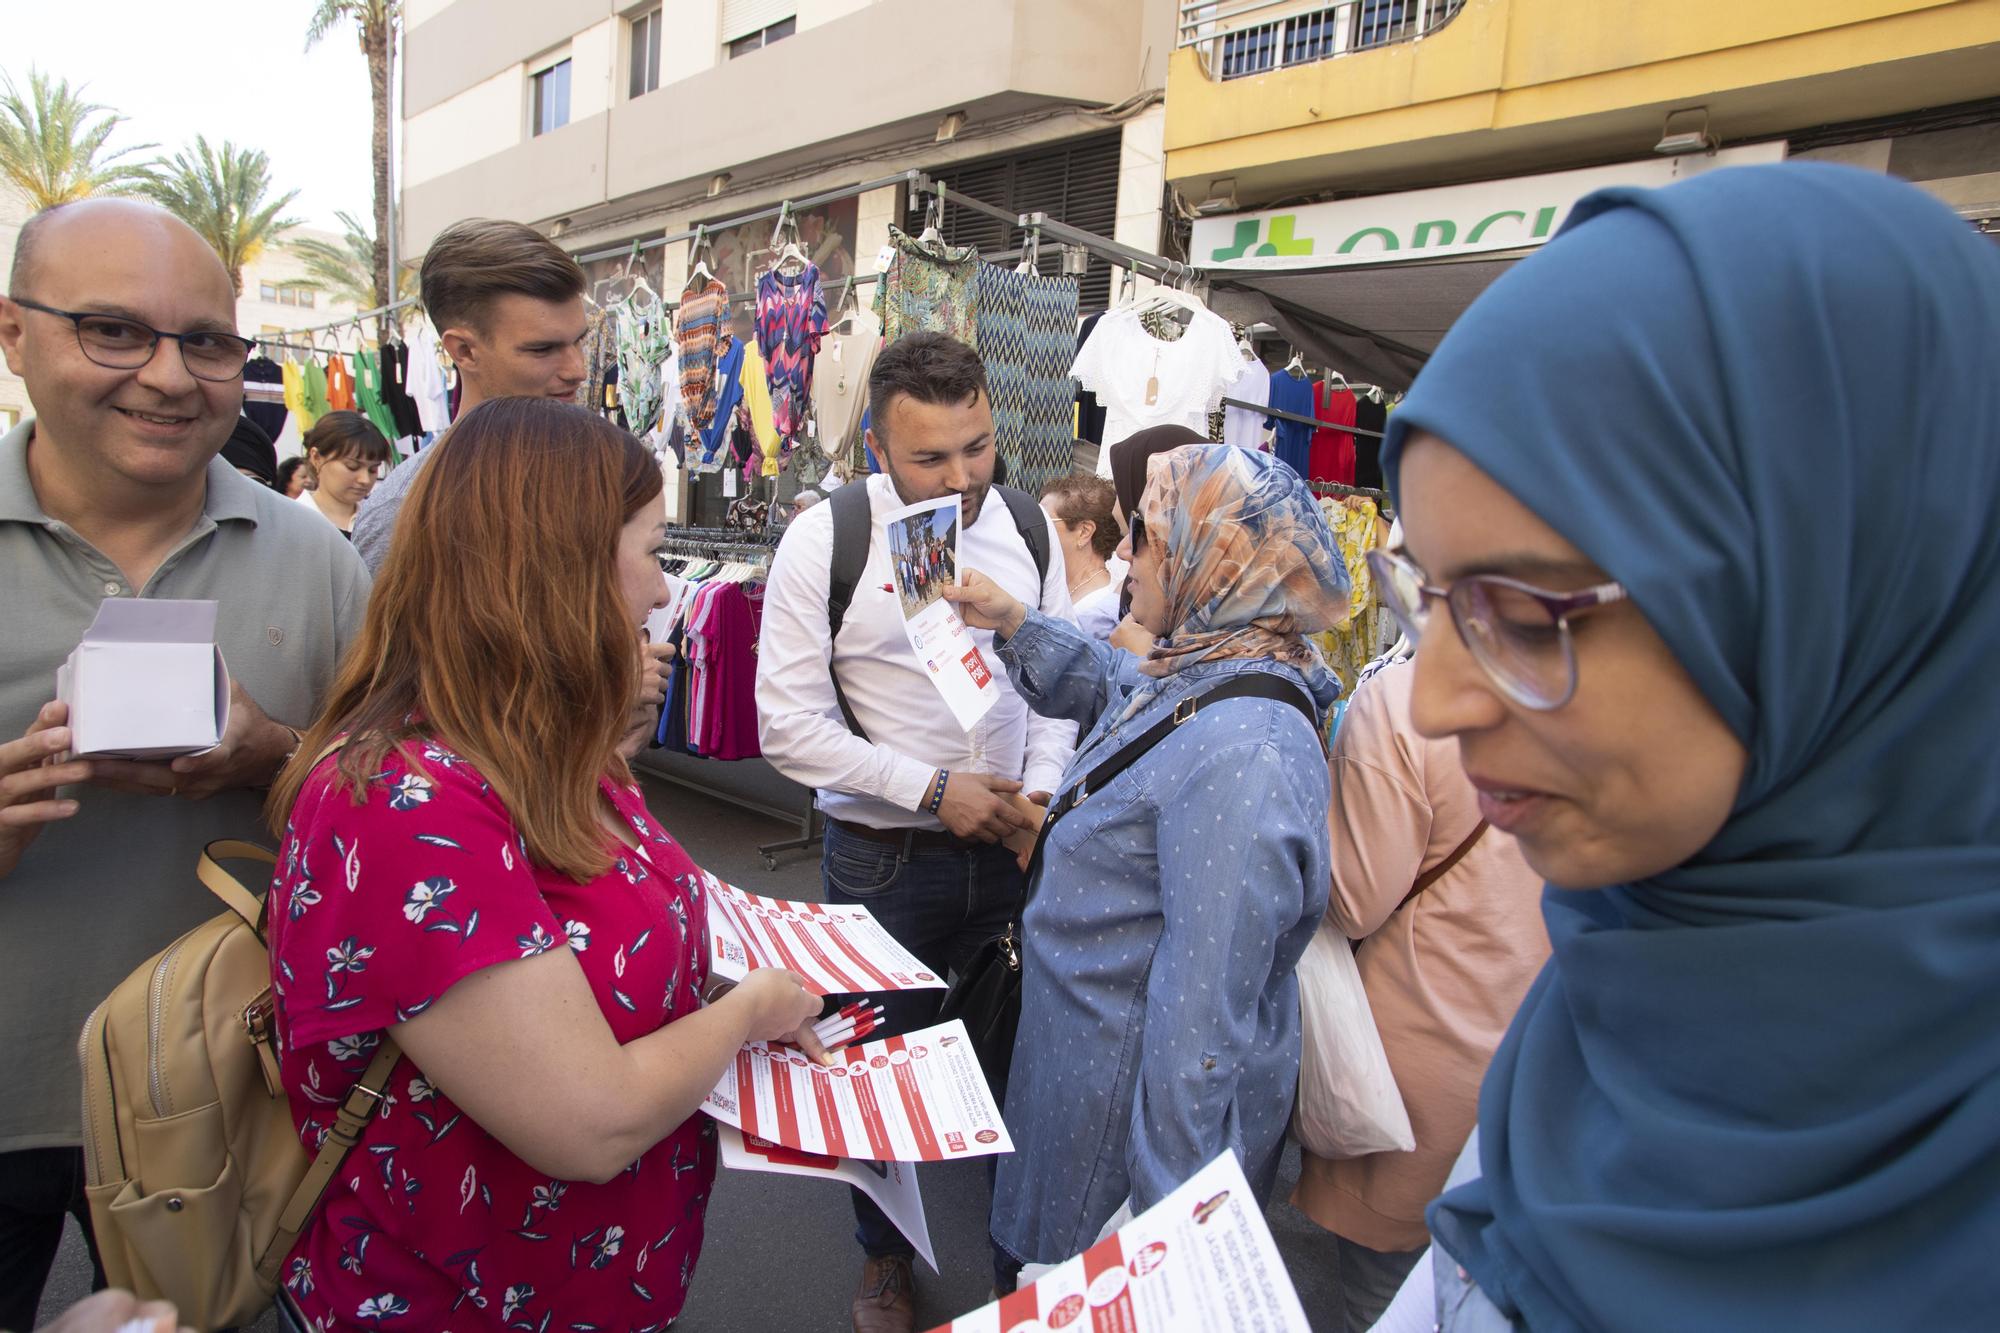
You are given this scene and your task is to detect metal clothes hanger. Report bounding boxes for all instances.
[685,226,717,292]
[769,203,810,277]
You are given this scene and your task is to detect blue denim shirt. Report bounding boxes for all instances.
[987,611,1338,1264]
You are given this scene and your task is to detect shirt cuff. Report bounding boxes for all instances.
[1021,760,1066,800]
[882,753,939,814]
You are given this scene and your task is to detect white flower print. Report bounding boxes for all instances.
[500,1284,535,1321]
[286,1256,314,1297]
[516,923,558,957]
[501,841,515,872]
[407,1074,436,1103]
[324,937,376,1009]
[592,1224,625,1269]
[402,877,454,923]
[289,885,323,920]
[386,773,433,812]
[420,741,463,771]
[326,1033,377,1063]
[563,920,591,952]
[355,1292,410,1322]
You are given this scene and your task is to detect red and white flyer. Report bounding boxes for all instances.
[706,878,947,997]
[926,1151,1311,1333]
[717,1124,937,1271]
[702,1019,1013,1163]
[884,493,999,732]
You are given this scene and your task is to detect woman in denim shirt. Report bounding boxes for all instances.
[947,444,1351,1275]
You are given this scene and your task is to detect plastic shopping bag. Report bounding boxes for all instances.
[1293,922,1415,1157]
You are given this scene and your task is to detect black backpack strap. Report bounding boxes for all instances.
[992,484,1049,609]
[1024,671,1321,884]
[825,482,874,739]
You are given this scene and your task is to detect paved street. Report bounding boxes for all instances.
[37,769,1348,1330]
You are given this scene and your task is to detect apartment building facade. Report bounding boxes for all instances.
[399,0,1179,305]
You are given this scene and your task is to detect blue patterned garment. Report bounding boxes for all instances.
[975,265,1081,496]
[986,611,1339,1265]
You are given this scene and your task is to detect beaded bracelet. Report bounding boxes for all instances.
[924,768,950,815]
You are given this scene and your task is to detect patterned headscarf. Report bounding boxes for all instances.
[1136,445,1351,679]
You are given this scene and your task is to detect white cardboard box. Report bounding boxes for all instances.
[55,599,230,759]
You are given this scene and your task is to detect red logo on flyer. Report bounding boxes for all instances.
[916,971,936,982]
[975,1129,999,1145]
[942,1035,959,1047]
[911,1046,929,1060]
[1128,1241,1168,1277]
[1047,1294,1086,1327]
[870,1055,889,1069]
[961,649,992,688]
[945,1132,965,1152]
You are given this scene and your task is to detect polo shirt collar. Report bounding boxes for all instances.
[0,417,263,527]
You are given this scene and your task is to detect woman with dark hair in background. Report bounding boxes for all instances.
[276,456,310,499]
[295,410,390,537]
[264,398,823,1332]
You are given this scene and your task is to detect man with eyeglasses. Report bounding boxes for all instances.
[0,198,369,1324]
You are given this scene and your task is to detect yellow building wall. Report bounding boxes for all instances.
[1167,0,2000,195]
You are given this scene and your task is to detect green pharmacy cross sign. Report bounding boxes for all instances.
[1207,206,1562,263]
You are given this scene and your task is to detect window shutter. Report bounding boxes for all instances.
[721,0,794,41]
[914,132,1125,311]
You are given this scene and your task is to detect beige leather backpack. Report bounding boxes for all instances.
[78,835,398,1331]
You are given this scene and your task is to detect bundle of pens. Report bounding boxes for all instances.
[812,1002,886,1051]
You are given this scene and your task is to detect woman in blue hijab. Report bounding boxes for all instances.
[1375,162,2000,1330]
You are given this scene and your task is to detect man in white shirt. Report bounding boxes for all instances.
[757,333,1075,1333]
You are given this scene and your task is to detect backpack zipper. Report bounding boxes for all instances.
[77,1003,109,1185]
[145,939,186,1117]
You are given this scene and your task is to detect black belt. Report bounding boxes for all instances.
[829,818,985,853]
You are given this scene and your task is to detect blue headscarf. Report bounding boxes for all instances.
[1383,163,2000,1331]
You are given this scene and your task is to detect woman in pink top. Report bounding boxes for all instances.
[1294,657,1549,1332]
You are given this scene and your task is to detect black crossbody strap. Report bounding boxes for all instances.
[1024,671,1321,885]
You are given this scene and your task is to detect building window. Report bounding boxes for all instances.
[1217,0,1464,77]
[532,58,572,136]
[630,8,663,98]
[260,283,315,307]
[727,17,795,59]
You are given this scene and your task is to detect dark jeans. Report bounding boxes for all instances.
[821,820,1025,1261]
[0,1146,106,1332]
[1331,1234,1427,1332]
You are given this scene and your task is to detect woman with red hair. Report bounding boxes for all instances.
[265,398,821,1331]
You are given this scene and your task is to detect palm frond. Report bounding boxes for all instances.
[138,135,303,295]
[0,67,155,210]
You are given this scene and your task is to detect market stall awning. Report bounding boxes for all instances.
[1201,248,1536,392]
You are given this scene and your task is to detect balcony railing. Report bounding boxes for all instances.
[1177,0,1466,80]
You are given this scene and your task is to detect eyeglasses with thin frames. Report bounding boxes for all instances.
[1366,546,1628,710]
[7,297,256,383]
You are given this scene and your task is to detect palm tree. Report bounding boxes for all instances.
[307,1,400,336]
[289,209,415,308]
[0,68,154,210]
[139,137,302,297]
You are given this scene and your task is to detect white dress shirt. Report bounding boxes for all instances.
[758,473,1079,829]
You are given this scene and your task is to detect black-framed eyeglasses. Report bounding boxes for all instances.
[8,297,256,383]
[1366,546,1628,711]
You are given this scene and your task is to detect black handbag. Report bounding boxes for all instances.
[937,672,1322,1082]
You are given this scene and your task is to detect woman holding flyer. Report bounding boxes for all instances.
[946,444,1351,1280]
[262,398,823,1332]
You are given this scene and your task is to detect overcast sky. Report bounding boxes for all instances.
[5,0,378,234]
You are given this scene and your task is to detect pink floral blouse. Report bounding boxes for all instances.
[268,740,716,1331]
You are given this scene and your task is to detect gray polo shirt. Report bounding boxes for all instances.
[0,420,370,1151]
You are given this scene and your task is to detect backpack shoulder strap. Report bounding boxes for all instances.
[993,484,1049,607]
[259,1036,400,1282]
[824,482,874,739]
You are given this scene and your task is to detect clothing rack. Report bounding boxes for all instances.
[262,295,420,343]
[1224,396,1387,441]
[1312,480,1393,508]
[572,169,933,267]
[646,527,816,867]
